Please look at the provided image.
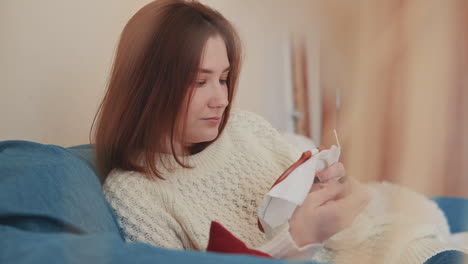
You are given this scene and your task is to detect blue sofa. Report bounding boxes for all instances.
[0,140,466,264]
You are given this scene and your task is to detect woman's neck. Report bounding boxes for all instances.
[162,138,192,156]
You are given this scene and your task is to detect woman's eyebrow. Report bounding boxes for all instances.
[199,66,231,74]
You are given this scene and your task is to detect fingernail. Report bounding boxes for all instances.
[338,176,347,184]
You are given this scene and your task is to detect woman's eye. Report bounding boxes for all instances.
[219,79,228,85]
[195,81,206,87]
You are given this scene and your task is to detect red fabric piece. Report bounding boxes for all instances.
[206,221,272,258]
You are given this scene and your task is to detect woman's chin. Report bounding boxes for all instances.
[191,131,219,143]
[203,133,219,142]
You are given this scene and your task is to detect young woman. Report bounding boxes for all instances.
[92,0,370,259]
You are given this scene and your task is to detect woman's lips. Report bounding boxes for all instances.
[201,117,221,124]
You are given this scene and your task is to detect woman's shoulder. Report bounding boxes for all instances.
[103,169,140,191]
[228,108,277,133]
[229,107,268,121]
[103,169,159,194]
[103,168,173,203]
[227,108,303,164]
[228,108,299,147]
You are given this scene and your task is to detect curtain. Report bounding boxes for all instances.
[319,0,468,197]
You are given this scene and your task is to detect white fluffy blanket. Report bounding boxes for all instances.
[312,181,454,264]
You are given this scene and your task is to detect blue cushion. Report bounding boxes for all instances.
[424,250,466,264]
[67,144,103,183]
[423,197,468,264]
[1,224,306,264]
[0,140,120,235]
[431,197,468,234]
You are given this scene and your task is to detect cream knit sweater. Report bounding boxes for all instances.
[102,109,312,258]
[103,109,467,262]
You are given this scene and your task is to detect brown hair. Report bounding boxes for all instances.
[91,0,242,181]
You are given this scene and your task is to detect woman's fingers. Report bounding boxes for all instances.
[310,162,346,193]
[305,181,346,208]
[316,162,345,183]
[292,176,370,245]
[321,184,370,229]
[290,181,347,245]
[290,177,369,246]
[338,186,369,215]
[332,175,356,200]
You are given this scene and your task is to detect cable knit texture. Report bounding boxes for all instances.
[102,109,303,257]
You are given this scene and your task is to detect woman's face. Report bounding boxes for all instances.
[182,35,230,147]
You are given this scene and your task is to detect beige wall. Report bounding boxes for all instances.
[1,1,141,146]
[0,0,316,147]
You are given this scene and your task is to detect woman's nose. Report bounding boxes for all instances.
[208,83,228,108]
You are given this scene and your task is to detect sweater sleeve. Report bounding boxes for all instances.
[102,171,187,250]
[255,222,324,259]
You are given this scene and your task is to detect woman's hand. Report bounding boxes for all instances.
[288,163,370,247]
